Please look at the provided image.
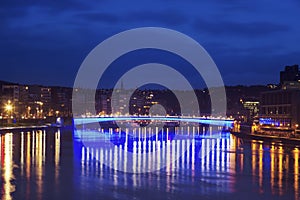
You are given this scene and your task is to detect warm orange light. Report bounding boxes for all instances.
[5,104,12,112]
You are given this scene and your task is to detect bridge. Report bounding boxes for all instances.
[73,115,234,127]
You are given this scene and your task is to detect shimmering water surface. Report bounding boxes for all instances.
[1,127,299,200]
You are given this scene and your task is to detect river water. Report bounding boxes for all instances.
[0,127,299,200]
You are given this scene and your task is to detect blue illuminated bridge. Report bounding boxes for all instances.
[74,115,234,128]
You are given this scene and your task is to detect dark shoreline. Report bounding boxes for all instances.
[0,125,61,133]
[231,131,300,146]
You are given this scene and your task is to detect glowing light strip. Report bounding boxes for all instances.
[74,116,234,127]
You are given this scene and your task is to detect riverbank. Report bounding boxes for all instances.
[231,131,300,145]
[0,117,74,133]
[0,125,50,132]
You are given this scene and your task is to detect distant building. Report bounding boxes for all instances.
[18,85,30,118]
[1,84,20,117]
[19,85,29,103]
[28,85,41,102]
[96,90,111,115]
[41,87,51,116]
[280,64,300,85]
[259,65,300,134]
[260,89,300,128]
[2,84,20,102]
[111,83,128,115]
[282,81,300,90]
[225,86,270,121]
[51,87,72,117]
[26,85,43,118]
[242,100,259,122]
[129,91,145,115]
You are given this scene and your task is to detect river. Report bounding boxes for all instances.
[0,127,299,200]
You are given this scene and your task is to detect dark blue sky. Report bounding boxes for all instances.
[1,0,299,87]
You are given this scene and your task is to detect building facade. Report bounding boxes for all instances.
[280,64,300,85]
[258,65,300,136]
[260,89,300,129]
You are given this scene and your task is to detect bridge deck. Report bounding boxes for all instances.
[74,116,234,127]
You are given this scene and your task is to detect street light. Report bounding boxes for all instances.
[5,104,13,112]
[4,100,14,123]
[4,101,13,117]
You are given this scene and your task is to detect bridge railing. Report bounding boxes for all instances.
[73,115,234,128]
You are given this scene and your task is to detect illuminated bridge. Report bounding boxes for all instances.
[73,115,234,127]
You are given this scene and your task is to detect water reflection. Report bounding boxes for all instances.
[2,133,15,200]
[294,148,299,198]
[74,126,300,199]
[0,127,299,199]
[0,129,61,200]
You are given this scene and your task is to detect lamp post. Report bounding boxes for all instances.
[5,100,13,124]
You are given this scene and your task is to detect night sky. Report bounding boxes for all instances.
[1,1,300,88]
